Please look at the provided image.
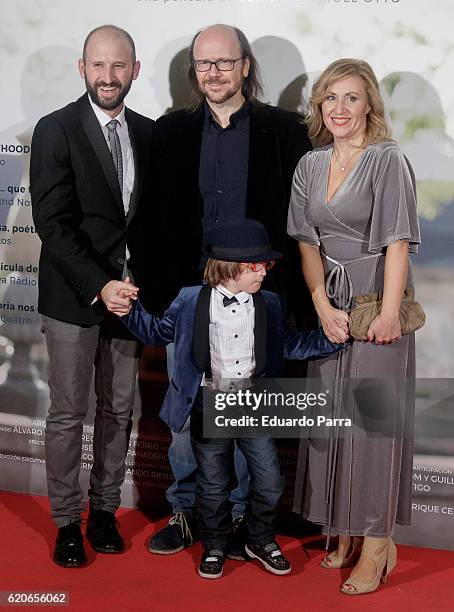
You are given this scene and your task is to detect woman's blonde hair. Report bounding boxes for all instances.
[307,58,392,147]
[203,258,242,287]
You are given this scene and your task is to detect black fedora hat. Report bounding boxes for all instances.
[203,219,282,263]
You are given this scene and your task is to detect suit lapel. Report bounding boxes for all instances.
[247,104,275,220]
[253,291,267,375]
[77,94,124,217]
[125,109,143,225]
[187,107,204,223]
[192,285,212,372]
[186,106,204,154]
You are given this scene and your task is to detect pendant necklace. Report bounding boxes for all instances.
[333,147,363,172]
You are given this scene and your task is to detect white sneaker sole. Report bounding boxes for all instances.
[244,544,291,575]
[198,568,223,579]
[148,544,184,555]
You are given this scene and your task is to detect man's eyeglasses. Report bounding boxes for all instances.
[193,58,243,72]
[241,261,275,273]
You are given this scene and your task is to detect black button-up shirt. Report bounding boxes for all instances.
[199,101,250,236]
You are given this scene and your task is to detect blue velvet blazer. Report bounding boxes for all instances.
[122,285,341,432]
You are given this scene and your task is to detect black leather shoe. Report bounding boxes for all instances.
[53,523,87,568]
[86,509,124,553]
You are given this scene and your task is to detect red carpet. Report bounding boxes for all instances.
[1,491,454,611]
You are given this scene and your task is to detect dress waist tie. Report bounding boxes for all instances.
[322,252,382,311]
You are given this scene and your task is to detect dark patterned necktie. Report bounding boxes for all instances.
[107,119,123,193]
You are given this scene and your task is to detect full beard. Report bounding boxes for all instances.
[86,78,132,111]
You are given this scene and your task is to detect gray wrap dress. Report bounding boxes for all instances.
[287,141,421,537]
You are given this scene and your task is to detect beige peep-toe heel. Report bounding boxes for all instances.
[320,536,362,569]
[341,537,397,595]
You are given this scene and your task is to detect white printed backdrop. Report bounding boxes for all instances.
[0,0,453,548]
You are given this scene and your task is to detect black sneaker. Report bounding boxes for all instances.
[245,541,291,575]
[226,515,248,561]
[198,549,225,579]
[148,512,197,555]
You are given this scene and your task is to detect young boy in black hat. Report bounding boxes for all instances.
[114,219,342,579]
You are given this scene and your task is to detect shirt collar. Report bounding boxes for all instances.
[216,285,251,305]
[88,94,126,128]
[204,100,250,130]
[230,100,250,126]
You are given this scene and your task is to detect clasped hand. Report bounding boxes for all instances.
[319,305,350,344]
[320,306,401,345]
[100,277,138,316]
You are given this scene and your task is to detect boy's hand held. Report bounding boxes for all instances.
[101,279,139,315]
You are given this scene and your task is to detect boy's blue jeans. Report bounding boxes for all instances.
[190,390,285,552]
[165,344,249,518]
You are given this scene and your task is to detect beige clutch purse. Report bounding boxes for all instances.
[349,288,426,341]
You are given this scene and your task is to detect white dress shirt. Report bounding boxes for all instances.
[208,285,256,388]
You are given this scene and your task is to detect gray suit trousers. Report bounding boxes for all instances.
[42,315,140,528]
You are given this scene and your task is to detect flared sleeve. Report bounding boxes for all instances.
[287,153,320,246]
[369,144,421,254]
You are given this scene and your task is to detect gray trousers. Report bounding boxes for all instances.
[42,315,141,528]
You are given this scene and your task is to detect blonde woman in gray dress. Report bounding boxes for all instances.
[287,59,421,595]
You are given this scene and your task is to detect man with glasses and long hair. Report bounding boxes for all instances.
[148,23,312,557]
